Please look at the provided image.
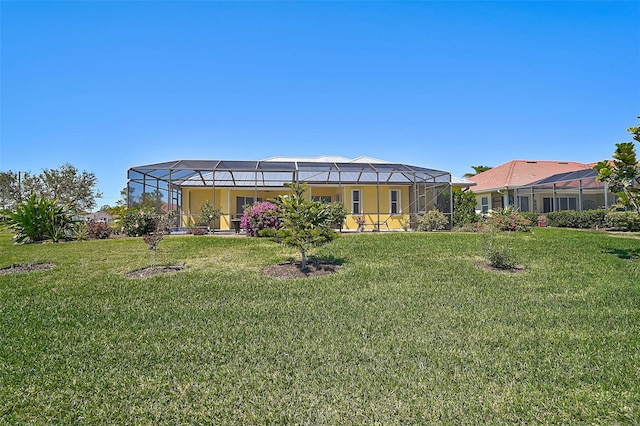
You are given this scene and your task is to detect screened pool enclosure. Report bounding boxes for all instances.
[513,169,616,213]
[127,158,453,231]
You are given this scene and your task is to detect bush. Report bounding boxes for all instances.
[86,220,111,239]
[483,235,520,270]
[1,192,74,243]
[487,207,531,232]
[519,212,542,226]
[546,209,607,229]
[417,210,449,232]
[122,207,158,237]
[194,200,221,227]
[71,221,88,241]
[605,211,640,231]
[453,189,479,227]
[241,201,283,237]
[190,227,207,235]
[454,220,489,233]
[325,201,348,230]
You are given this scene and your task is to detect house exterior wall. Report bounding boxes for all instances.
[181,184,414,231]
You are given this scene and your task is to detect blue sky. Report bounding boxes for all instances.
[1,1,639,208]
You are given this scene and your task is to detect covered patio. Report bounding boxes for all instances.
[127,158,452,231]
[513,169,616,213]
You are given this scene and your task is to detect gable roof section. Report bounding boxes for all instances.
[469,160,590,192]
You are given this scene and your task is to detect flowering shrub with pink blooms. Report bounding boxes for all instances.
[487,207,532,232]
[240,201,283,237]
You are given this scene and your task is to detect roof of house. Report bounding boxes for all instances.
[452,176,476,187]
[468,160,591,192]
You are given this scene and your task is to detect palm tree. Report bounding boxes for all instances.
[463,165,493,178]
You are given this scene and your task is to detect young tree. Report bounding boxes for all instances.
[594,117,640,212]
[274,183,337,270]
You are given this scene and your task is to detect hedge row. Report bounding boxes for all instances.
[545,210,607,229]
[604,211,640,232]
[537,209,640,231]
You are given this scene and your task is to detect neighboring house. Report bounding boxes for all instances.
[513,168,616,213]
[468,160,593,214]
[452,176,476,191]
[127,156,455,231]
[82,212,114,224]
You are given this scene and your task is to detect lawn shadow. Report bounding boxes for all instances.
[308,254,347,266]
[263,255,347,279]
[604,247,640,261]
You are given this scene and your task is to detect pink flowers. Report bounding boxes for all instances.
[240,201,283,237]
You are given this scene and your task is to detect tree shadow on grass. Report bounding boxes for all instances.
[604,247,640,261]
[263,255,346,279]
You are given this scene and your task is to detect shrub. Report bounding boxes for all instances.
[453,189,479,227]
[194,200,221,227]
[86,220,111,239]
[71,221,88,241]
[190,227,207,235]
[483,235,520,270]
[122,207,158,237]
[110,222,123,236]
[546,209,607,229]
[417,210,449,232]
[1,192,73,243]
[455,220,489,233]
[605,211,640,231]
[325,201,348,230]
[487,207,531,232]
[241,201,282,237]
[519,212,542,226]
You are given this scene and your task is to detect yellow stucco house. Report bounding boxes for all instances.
[127,156,456,231]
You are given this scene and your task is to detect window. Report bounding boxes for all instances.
[518,196,529,212]
[492,196,503,210]
[390,190,400,214]
[556,197,577,211]
[236,196,261,218]
[351,190,361,214]
[481,196,489,214]
[312,196,331,203]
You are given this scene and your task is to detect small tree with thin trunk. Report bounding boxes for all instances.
[274,183,337,271]
[141,212,175,267]
[594,117,640,213]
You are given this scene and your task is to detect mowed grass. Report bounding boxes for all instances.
[1,229,639,424]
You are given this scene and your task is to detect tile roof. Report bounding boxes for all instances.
[468,160,591,192]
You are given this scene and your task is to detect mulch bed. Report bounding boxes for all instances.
[0,263,56,275]
[477,262,526,274]
[125,265,185,279]
[263,260,340,279]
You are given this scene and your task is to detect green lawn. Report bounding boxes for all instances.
[1,229,639,424]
